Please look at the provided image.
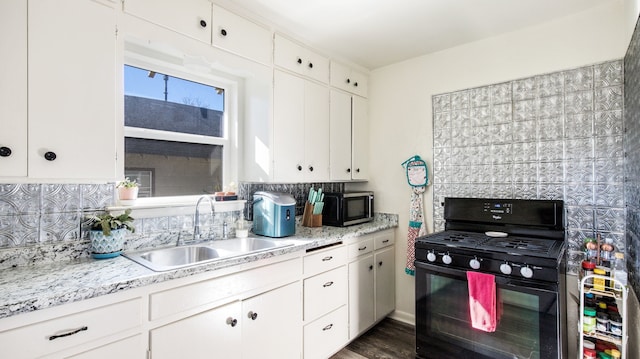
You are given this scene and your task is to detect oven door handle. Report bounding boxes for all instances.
[415,260,560,293]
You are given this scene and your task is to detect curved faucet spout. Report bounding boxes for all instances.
[185,195,215,245]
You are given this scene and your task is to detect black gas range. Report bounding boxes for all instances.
[415,197,567,359]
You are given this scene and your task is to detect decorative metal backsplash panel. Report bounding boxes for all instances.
[432,59,625,275]
[624,21,640,298]
[0,181,345,267]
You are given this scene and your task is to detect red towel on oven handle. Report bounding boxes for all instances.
[466,271,497,332]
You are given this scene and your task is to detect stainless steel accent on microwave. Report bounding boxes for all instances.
[321,191,374,227]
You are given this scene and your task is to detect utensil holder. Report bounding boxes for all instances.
[302,202,322,227]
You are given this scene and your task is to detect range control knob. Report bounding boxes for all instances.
[500,263,512,275]
[520,266,534,278]
[442,254,452,265]
[426,252,436,262]
[469,258,481,270]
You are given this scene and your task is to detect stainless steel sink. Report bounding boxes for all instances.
[209,237,291,253]
[123,237,293,272]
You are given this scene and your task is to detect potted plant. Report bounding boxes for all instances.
[117,177,139,204]
[87,209,135,259]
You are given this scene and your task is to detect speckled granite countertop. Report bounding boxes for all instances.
[0,215,397,320]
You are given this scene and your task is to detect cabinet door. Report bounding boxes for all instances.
[28,0,116,180]
[150,301,242,359]
[242,282,302,359]
[273,70,330,182]
[274,34,329,83]
[375,247,396,320]
[304,81,330,181]
[212,5,272,64]
[348,255,375,339]
[273,70,305,181]
[124,0,212,43]
[329,90,352,181]
[351,96,369,180]
[330,61,368,98]
[0,0,27,177]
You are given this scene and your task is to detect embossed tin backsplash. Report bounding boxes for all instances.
[432,59,625,275]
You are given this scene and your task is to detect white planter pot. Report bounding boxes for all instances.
[90,228,126,259]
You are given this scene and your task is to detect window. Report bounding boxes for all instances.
[123,64,232,197]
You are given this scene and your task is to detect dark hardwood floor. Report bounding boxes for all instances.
[331,318,415,359]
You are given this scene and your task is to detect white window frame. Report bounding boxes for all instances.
[116,46,240,214]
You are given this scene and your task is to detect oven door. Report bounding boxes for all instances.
[415,261,566,359]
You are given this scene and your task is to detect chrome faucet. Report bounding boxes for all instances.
[189,195,215,244]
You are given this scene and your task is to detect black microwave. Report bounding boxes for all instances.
[322,191,374,227]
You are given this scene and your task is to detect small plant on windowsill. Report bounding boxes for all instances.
[116,177,139,204]
[87,209,135,259]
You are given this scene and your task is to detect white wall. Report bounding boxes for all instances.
[366,0,636,324]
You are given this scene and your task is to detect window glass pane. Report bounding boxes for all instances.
[124,64,228,197]
[124,65,224,137]
[125,138,223,197]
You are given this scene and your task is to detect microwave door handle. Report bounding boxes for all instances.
[368,195,373,218]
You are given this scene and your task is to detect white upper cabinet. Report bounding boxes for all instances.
[330,61,368,98]
[273,70,330,182]
[123,0,213,43]
[330,91,369,181]
[0,0,27,177]
[0,0,117,181]
[351,95,369,180]
[211,4,272,65]
[274,34,329,83]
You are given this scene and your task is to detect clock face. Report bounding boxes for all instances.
[407,162,427,187]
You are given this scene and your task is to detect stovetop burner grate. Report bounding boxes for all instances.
[418,230,559,257]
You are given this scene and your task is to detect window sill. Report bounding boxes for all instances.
[107,195,246,218]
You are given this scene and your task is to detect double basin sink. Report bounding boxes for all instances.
[123,237,293,272]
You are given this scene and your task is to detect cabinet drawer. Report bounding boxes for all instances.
[348,237,374,259]
[211,5,272,64]
[304,266,348,321]
[303,244,346,277]
[1,298,142,359]
[303,305,348,359]
[374,230,395,250]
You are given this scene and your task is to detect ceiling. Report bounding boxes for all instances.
[228,0,613,70]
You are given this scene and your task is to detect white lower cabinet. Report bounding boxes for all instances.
[150,282,301,359]
[241,282,302,359]
[0,230,394,358]
[374,246,396,320]
[148,258,303,359]
[347,230,396,339]
[348,253,375,339]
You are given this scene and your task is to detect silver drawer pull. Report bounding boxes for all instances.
[358,246,367,251]
[323,281,334,287]
[322,323,333,331]
[48,326,88,341]
[322,256,333,261]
